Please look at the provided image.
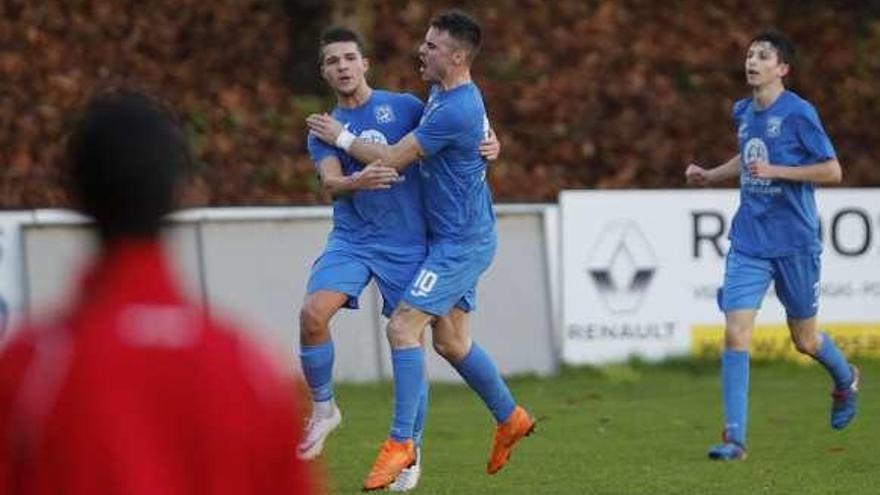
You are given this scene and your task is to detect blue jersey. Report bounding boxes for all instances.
[308,90,425,252]
[413,83,495,243]
[730,90,836,257]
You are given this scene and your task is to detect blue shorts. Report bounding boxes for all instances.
[306,239,426,317]
[717,249,821,319]
[401,235,496,316]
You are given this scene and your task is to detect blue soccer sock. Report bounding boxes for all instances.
[300,340,335,404]
[452,342,516,423]
[721,349,749,446]
[413,377,430,448]
[813,332,854,390]
[390,347,425,442]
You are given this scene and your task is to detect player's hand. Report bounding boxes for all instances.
[306,113,344,145]
[480,128,501,161]
[748,160,777,179]
[351,160,399,190]
[685,163,710,186]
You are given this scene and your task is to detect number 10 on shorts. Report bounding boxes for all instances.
[410,269,438,297]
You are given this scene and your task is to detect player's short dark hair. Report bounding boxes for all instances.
[751,29,796,66]
[66,90,189,239]
[430,9,482,60]
[318,26,366,65]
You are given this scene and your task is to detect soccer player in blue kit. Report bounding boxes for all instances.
[685,30,859,461]
[308,10,534,490]
[297,26,499,491]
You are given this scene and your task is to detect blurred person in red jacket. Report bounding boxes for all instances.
[0,90,315,494]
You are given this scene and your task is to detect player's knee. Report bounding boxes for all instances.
[432,335,468,362]
[724,325,751,351]
[299,304,330,344]
[386,317,419,348]
[791,335,819,356]
[431,338,452,360]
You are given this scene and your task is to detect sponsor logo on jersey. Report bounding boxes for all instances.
[358,129,389,145]
[742,137,779,193]
[743,137,768,165]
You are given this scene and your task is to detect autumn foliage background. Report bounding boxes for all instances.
[2,0,878,208]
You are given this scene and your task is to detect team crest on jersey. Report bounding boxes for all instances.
[375,104,395,124]
[766,116,783,138]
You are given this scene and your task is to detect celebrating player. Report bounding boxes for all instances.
[307,10,534,490]
[298,26,499,491]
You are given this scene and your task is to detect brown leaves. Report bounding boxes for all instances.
[2,0,878,207]
[1,0,306,207]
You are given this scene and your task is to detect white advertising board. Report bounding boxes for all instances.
[0,211,35,338]
[561,189,880,365]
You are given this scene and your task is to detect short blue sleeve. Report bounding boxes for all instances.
[793,108,836,162]
[307,132,339,170]
[731,99,749,127]
[413,102,467,157]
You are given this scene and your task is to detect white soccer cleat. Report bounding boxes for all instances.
[388,447,421,492]
[296,404,342,460]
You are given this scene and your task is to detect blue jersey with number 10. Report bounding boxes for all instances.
[308,90,426,252]
[730,90,836,258]
[413,83,495,243]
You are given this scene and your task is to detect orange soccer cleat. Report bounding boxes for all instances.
[487,405,535,474]
[362,438,416,491]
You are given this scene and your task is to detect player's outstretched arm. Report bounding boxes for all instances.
[748,158,842,184]
[306,113,423,171]
[318,156,399,198]
[685,154,741,186]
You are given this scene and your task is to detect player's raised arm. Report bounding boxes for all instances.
[306,113,424,171]
[685,154,741,186]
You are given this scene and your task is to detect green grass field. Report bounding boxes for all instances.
[317,360,878,494]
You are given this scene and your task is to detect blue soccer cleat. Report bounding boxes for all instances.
[831,365,860,430]
[708,429,747,461]
[707,442,747,461]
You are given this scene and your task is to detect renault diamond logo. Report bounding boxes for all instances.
[586,220,657,314]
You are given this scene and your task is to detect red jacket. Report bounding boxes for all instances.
[0,240,313,494]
